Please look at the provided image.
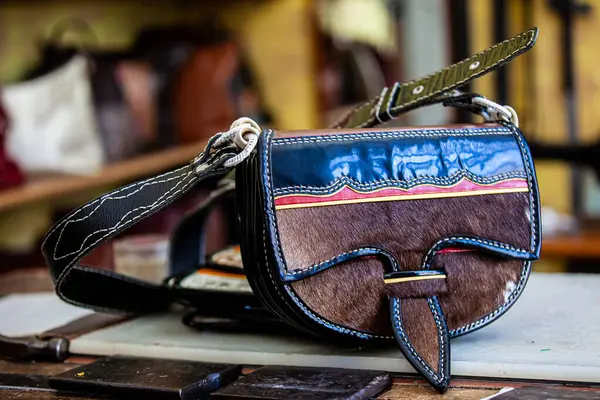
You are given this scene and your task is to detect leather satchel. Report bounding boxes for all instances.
[41,28,541,392]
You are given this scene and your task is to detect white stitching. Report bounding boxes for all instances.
[393,298,444,382]
[285,285,389,339]
[285,247,399,279]
[54,171,198,305]
[52,169,192,260]
[42,166,188,250]
[449,124,537,335]
[263,129,390,340]
[428,297,446,379]
[331,30,535,129]
[354,30,536,129]
[273,128,513,146]
[274,171,526,196]
[510,124,537,252]
[424,236,528,268]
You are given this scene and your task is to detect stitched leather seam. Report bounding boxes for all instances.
[510,124,537,253]
[262,130,298,316]
[353,30,535,128]
[424,237,528,267]
[451,261,530,336]
[428,297,446,379]
[273,128,512,145]
[274,171,527,196]
[263,129,392,340]
[286,285,389,340]
[449,124,536,335]
[41,166,189,250]
[54,172,198,298]
[393,298,444,382]
[52,169,193,260]
[284,247,399,279]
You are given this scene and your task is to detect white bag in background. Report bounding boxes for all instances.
[1,55,105,175]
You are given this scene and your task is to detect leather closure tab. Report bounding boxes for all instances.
[390,296,451,393]
[334,27,539,129]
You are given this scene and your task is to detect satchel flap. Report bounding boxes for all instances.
[257,123,540,391]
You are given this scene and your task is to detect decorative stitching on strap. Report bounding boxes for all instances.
[54,170,198,302]
[345,29,536,129]
[52,169,193,260]
[41,166,188,250]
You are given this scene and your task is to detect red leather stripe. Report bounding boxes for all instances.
[274,178,528,208]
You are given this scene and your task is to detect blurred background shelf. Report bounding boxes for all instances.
[0,142,207,212]
[542,230,600,259]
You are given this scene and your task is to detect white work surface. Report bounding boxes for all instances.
[64,273,600,383]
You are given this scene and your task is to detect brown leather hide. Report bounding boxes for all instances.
[173,42,239,144]
[281,192,530,335]
[401,298,441,372]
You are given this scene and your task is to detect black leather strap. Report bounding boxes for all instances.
[168,177,236,276]
[41,135,239,314]
[332,27,538,129]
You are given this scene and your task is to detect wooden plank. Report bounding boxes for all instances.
[0,141,206,212]
[542,230,600,259]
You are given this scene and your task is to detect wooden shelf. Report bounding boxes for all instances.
[542,230,600,259]
[0,141,207,213]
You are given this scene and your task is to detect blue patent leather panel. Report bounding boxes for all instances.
[270,127,526,195]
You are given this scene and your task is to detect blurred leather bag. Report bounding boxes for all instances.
[42,29,541,392]
[2,55,104,175]
[23,19,158,162]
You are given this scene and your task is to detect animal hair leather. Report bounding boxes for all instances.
[284,192,530,336]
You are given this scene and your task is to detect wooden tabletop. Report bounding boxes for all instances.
[0,359,598,399]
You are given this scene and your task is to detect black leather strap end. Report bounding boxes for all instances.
[334,27,539,129]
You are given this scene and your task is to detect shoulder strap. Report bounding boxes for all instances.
[332,27,538,129]
[168,177,236,276]
[41,129,251,314]
[40,30,539,314]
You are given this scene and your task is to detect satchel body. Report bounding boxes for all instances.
[41,28,541,393]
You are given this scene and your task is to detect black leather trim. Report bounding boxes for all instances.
[168,179,236,276]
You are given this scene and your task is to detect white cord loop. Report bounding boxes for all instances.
[210,117,262,169]
[472,97,519,127]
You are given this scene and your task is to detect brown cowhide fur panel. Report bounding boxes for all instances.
[401,298,441,373]
[283,192,530,335]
